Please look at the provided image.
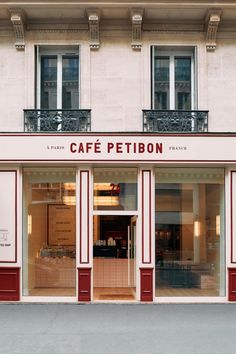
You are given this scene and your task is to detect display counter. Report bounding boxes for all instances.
[35,257,76,288]
[93,245,127,258]
[93,245,117,258]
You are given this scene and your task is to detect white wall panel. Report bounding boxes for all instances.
[0,171,17,263]
[231,171,236,262]
[78,170,90,265]
[141,170,152,264]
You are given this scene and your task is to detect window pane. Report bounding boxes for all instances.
[62,56,79,109]
[23,168,76,297]
[93,168,137,211]
[41,57,57,109]
[154,57,170,109]
[155,168,225,297]
[175,57,191,110]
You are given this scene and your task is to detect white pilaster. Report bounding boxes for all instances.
[139,168,155,267]
[77,167,92,267]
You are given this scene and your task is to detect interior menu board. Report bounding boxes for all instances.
[0,171,17,263]
[48,204,76,246]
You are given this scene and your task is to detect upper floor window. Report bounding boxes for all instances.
[36,46,79,109]
[152,46,196,110]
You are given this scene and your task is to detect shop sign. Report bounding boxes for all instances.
[0,134,236,162]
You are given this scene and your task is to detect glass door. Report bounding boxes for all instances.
[93,167,138,300]
[93,215,136,301]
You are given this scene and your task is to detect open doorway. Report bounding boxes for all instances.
[93,215,136,301]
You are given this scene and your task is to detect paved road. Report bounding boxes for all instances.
[1,303,236,354]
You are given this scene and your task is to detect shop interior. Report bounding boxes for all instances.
[93,215,136,301]
[155,175,224,297]
[23,169,76,297]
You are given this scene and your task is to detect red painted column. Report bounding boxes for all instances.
[140,268,153,302]
[78,268,91,301]
[0,267,20,301]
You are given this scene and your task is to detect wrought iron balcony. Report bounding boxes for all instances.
[143,110,208,133]
[24,109,91,132]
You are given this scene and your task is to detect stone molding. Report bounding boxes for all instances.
[131,9,143,50]
[27,22,88,32]
[9,8,26,50]
[205,9,222,51]
[87,9,100,50]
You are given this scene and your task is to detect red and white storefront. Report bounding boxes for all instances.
[1,133,236,303]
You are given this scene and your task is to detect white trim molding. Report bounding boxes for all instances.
[9,8,26,50]
[87,9,100,50]
[205,9,222,52]
[131,9,143,50]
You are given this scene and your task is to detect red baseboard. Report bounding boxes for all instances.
[0,267,20,301]
[78,268,91,302]
[140,268,153,302]
[228,268,236,301]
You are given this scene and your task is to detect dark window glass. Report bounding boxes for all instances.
[41,56,57,109]
[62,56,79,109]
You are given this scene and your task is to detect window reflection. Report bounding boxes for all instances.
[41,56,57,109]
[62,56,79,109]
[155,168,225,297]
[23,168,76,297]
[153,47,193,110]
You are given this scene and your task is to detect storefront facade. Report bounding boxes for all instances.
[0,133,236,303]
[1,0,236,303]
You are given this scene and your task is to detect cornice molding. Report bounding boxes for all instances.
[27,22,88,32]
[0,1,234,7]
[205,9,222,51]
[87,9,100,50]
[131,9,143,50]
[9,8,26,50]
[143,22,204,32]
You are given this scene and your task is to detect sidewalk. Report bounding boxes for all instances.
[1,303,236,354]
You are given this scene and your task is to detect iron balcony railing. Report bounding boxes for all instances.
[24,109,91,132]
[143,110,208,133]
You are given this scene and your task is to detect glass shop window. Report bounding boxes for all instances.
[93,168,138,211]
[23,168,76,297]
[155,168,225,298]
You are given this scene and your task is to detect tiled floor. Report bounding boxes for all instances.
[93,287,136,301]
[28,286,218,299]
[156,287,218,297]
[28,288,76,296]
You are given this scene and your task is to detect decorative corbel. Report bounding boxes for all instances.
[87,9,100,50]
[131,9,143,50]
[205,9,222,52]
[9,8,26,50]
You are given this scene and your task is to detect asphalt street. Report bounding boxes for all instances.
[1,303,236,354]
